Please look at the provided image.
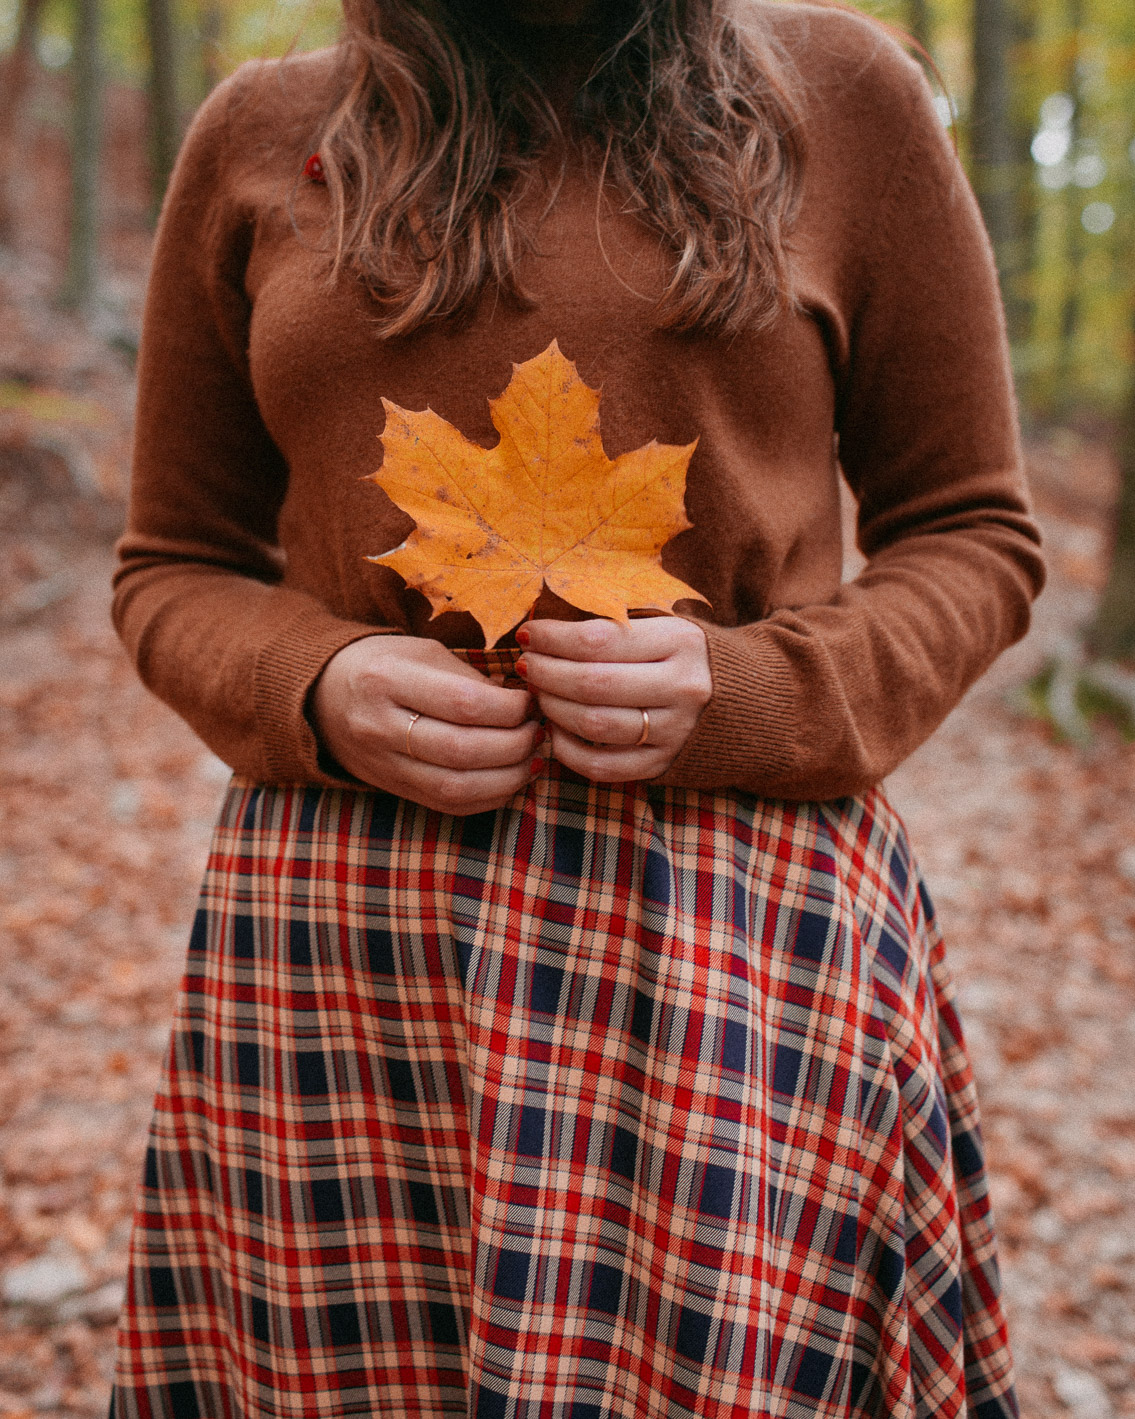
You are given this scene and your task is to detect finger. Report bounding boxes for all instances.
[390,660,533,728]
[519,616,682,663]
[396,756,540,815]
[400,712,541,770]
[519,652,671,707]
[535,692,662,748]
[547,726,666,784]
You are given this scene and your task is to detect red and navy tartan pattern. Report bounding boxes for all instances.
[112,684,1016,1418]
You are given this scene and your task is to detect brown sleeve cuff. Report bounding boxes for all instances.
[252,600,394,785]
[654,619,796,793]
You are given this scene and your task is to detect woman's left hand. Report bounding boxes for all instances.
[516,616,712,782]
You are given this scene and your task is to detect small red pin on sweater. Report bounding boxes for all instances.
[303,153,326,184]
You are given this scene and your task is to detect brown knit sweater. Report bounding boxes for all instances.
[113,3,1045,800]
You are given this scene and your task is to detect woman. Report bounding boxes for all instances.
[109,0,1044,1414]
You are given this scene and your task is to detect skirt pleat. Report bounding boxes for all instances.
[110,736,1016,1418]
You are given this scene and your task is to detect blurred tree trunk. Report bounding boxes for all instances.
[971,0,1021,330]
[1056,0,1085,403]
[197,0,224,100]
[59,0,103,312]
[0,0,47,247]
[907,0,932,52]
[1089,309,1135,662]
[146,0,180,210]
[1009,0,1039,357]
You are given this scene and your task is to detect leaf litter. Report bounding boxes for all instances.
[0,250,1133,1418]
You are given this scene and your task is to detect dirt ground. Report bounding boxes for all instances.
[0,114,1133,1416]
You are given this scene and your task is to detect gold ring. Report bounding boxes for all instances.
[635,708,650,748]
[405,711,422,759]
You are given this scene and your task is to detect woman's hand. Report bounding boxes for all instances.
[311,636,540,814]
[516,616,711,782]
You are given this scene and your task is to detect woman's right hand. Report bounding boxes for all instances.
[310,636,540,815]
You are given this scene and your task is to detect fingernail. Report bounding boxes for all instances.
[530,757,544,776]
[515,657,527,678]
[516,626,530,647]
[534,724,547,746]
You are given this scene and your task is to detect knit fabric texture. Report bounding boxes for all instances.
[112,2,1044,797]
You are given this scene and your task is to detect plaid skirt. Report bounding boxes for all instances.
[111,701,1016,1419]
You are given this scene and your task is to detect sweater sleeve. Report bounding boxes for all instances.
[658,51,1045,801]
[112,69,387,784]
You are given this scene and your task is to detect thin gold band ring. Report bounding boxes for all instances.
[405,711,422,759]
[635,708,650,748]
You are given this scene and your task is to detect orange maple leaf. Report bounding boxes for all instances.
[366,341,706,647]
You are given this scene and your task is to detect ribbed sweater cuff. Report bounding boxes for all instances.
[656,620,794,793]
[253,601,391,785]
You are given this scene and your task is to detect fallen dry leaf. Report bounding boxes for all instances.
[367,340,706,646]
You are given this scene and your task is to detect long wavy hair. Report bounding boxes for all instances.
[316,0,805,338]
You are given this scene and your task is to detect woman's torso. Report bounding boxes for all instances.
[210,4,916,643]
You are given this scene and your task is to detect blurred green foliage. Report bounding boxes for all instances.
[1,0,1132,420]
[0,0,342,89]
[870,0,1135,421]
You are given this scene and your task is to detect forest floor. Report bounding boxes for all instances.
[1,116,1134,1416]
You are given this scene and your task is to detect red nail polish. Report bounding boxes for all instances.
[530,757,544,776]
[534,725,547,746]
[515,657,527,677]
[516,626,530,647]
